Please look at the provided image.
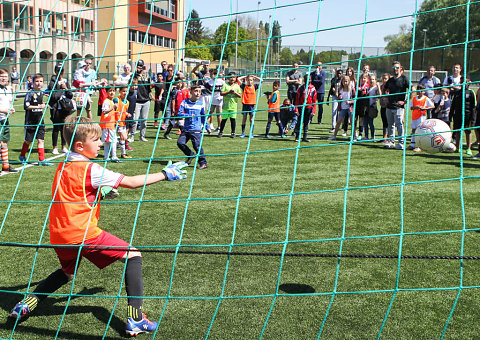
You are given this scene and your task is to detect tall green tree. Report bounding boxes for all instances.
[184,41,213,60]
[211,22,247,60]
[186,9,205,43]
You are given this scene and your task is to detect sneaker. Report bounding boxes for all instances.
[153,122,158,128]
[52,148,59,155]
[413,147,422,152]
[186,157,194,165]
[472,153,480,159]
[125,313,158,336]
[395,144,404,150]
[126,145,133,151]
[176,130,182,135]
[197,164,208,170]
[121,154,132,159]
[384,142,394,149]
[19,155,27,164]
[407,145,415,150]
[39,161,53,166]
[250,134,254,139]
[341,132,347,137]
[127,137,134,143]
[466,149,473,156]
[62,148,69,154]
[302,139,311,143]
[111,158,123,163]
[281,134,287,138]
[328,136,336,140]
[164,134,172,140]
[209,124,215,131]
[329,129,335,133]
[265,134,270,138]
[139,136,148,142]
[2,166,18,173]
[240,134,246,138]
[160,124,166,131]
[217,133,223,138]
[10,302,30,320]
[230,133,235,138]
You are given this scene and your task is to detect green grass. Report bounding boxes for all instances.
[2,89,480,339]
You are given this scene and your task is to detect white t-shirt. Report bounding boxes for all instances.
[116,73,131,85]
[409,97,434,110]
[0,85,13,121]
[206,78,225,106]
[68,152,124,188]
[443,75,461,86]
[73,68,85,82]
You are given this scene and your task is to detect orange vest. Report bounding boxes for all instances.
[114,97,129,127]
[412,96,428,120]
[242,84,257,105]
[268,90,280,113]
[100,99,116,129]
[49,161,103,245]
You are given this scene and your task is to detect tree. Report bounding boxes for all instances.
[211,22,247,60]
[186,9,205,43]
[279,47,293,65]
[271,20,282,63]
[184,41,213,60]
[384,24,413,54]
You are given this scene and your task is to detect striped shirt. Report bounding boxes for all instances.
[177,98,207,131]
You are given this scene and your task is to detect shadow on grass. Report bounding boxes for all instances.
[0,284,126,338]
[279,283,315,294]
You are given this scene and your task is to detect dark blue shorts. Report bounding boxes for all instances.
[242,104,255,115]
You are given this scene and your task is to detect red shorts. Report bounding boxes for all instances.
[54,231,130,275]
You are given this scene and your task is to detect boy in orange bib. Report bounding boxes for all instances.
[409,84,434,151]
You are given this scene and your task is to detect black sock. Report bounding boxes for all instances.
[33,269,69,302]
[241,124,245,134]
[164,123,173,136]
[265,122,271,135]
[220,119,227,133]
[231,119,236,134]
[125,256,143,320]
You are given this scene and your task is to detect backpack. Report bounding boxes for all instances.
[56,91,76,116]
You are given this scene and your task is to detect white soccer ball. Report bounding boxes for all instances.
[415,119,453,153]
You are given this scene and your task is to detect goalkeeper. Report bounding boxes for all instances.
[9,115,188,336]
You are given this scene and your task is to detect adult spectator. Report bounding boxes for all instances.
[443,63,462,96]
[75,59,95,119]
[191,61,210,86]
[10,66,20,96]
[384,61,410,149]
[310,61,327,124]
[161,65,176,139]
[130,59,152,142]
[160,60,169,80]
[286,62,303,105]
[326,68,343,133]
[418,65,441,118]
[116,63,132,85]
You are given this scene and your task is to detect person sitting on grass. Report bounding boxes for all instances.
[19,73,52,166]
[238,74,260,138]
[0,68,17,173]
[219,72,242,138]
[9,115,188,337]
[280,98,298,135]
[176,85,208,169]
[264,80,284,138]
[451,76,476,155]
[408,84,434,152]
[100,87,121,162]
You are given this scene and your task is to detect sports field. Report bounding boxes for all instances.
[2,86,480,339]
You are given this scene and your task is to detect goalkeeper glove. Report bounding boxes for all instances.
[100,186,119,200]
[162,161,188,181]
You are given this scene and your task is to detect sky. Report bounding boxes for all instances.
[185,0,425,49]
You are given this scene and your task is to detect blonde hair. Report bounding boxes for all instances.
[63,115,101,147]
[340,75,351,92]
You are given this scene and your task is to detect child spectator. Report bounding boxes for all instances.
[379,73,390,143]
[48,64,71,155]
[341,67,357,136]
[326,68,344,133]
[114,86,132,159]
[219,72,241,138]
[238,74,260,138]
[26,75,34,91]
[153,73,164,128]
[126,78,138,147]
[19,73,52,166]
[100,87,120,162]
[0,68,17,173]
[176,85,208,169]
[435,88,451,126]
[9,115,188,336]
[408,84,434,151]
[169,76,190,137]
[280,98,298,135]
[294,74,317,142]
[328,76,354,140]
[96,78,108,117]
[451,77,476,155]
[72,61,86,89]
[204,68,224,131]
[356,72,370,140]
[363,74,381,140]
[264,80,283,138]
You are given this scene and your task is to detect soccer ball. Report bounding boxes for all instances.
[415,119,454,153]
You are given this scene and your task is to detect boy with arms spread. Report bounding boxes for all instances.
[176,85,208,169]
[10,115,188,336]
[0,68,17,173]
[219,72,242,138]
[19,73,52,166]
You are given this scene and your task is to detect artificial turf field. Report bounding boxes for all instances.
[2,84,480,339]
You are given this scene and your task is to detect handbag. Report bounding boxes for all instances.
[368,104,378,118]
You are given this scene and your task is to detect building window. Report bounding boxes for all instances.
[85,19,93,40]
[156,36,163,47]
[170,2,175,19]
[55,13,67,35]
[39,9,52,34]
[164,38,171,48]
[171,40,176,49]
[129,30,137,42]
[148,33,155,45]
[138,31,146,43]
[71,16,84,38]
[1,2,13,29]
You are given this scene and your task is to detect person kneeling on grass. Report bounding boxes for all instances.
[9,115,188,336]
[176,85,208,169]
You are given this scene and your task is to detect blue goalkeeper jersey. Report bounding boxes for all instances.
[177,98,207,131]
